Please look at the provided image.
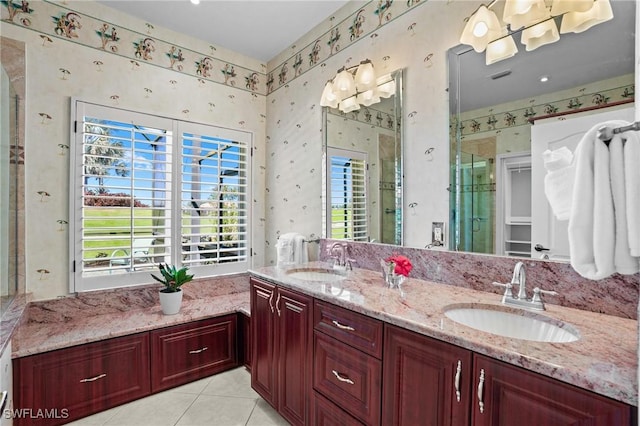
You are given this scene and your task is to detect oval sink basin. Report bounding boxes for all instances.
[285,267,347,283]
[444,304,580,343]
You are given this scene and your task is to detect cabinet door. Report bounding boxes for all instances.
[150,315,237,392]
[315,332,382,425]
[13,333,150,426]
[250,278,277,407]
[239,312,251,370]
[276,286,313,426]
[382,325,472,426]
[472,354,634,426]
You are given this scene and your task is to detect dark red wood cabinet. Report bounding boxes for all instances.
[150,314,237,392]
[382,324,472,426]
[239,312,251,370]
[13,333,150,426]
[312,299,384,425]
[471,354,635,426]
[250,277,313,426]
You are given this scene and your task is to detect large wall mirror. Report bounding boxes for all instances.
[322,69,403,245]
[449,1,635,260]
[1,36,26,314]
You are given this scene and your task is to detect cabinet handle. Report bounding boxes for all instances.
[189,346,208,354]
[331,320,355,331]
[80,373,107,383]
[454,360,462,402]
[268,291,274,313]
[477,368,485,414]
[275,293,282,317]
[331,370,355,385]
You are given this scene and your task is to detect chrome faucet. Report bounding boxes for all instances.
[327,242,354,270]
[492,262,558,311]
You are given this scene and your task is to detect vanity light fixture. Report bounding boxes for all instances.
[320,59,395,112]
[460,0,613,64]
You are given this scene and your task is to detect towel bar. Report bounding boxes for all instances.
[597,121,640,141]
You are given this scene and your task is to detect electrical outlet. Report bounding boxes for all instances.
[432,222,445,246]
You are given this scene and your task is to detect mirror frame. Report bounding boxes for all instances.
[322,68,404,245]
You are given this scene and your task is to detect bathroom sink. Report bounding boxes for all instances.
[444,304,580,343]
[285,267,347,283]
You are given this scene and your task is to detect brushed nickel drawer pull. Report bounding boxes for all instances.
[80,373,107,383]
[331,320,355,331]
[189,347,208,354]
[454,360,462,402]
[331,370,355,385]
[477,368,485,414]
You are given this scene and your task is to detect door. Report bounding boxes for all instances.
[250,279,277,407]
[382,325,472,426]
[276,286,313,426]
[530,106,635,259]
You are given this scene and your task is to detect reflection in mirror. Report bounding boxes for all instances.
[449,1,635,260]
[1,36,25,315]
[323,69,403,245]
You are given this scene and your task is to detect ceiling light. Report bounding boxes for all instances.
[190,0,200,4]
[459,0,613,65]
[521,19,560,51]
[560,0,613,33]
[460,5,502,53]
[539,75,550,82]
[320,60,397,111]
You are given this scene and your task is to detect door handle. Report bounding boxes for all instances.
[534,244,550,252]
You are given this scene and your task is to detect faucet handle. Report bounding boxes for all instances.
[492,281,514,301]
[531,287,558,305]
[345,258,357,271]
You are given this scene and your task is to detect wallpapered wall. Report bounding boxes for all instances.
[264,0,476,264]
[0,0,268,300]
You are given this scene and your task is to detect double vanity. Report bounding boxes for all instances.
[6,259,638,425]
[249,261,637,425]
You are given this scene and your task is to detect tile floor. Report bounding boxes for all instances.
[67,367,288,426]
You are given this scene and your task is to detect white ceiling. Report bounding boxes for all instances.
[97,0,351,62]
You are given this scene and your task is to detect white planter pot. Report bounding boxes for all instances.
[159,289,183,315]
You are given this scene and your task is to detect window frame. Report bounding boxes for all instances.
[69,100,252,293]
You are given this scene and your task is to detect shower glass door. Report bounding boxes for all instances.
[458,152,495,254]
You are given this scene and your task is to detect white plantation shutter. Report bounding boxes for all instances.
[70,101,251,292]
[326,147,368,242]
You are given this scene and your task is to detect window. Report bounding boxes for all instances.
[70,101,251,292]
[325,147,368,241]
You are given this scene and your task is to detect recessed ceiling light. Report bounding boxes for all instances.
[190,0,200,4]
[540,75,550,83]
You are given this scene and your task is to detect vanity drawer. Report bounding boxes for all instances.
[314,300,383,358]
[314,332,381,425]
[150,314,237,392]
[13,333,150,426]
[313,390,364,426]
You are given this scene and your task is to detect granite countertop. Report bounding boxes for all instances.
[249,262,638,407]
[11,274,250,359]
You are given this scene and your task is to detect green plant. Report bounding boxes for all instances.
[151,263,194,293]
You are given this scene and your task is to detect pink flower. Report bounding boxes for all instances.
[385,254,412,277]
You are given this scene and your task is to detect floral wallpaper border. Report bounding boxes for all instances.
[1,0,266,94]
[457,83,635,138]
[268,0,427,94]
[2,0,430,98]
[327,105,397,131]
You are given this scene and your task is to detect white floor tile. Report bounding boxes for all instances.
[201,368,260,399]
[175,394,257,426]
[246,399,290,426]
[66,368,287,426]
[103,391,198,426]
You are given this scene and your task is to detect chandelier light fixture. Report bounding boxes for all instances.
[459,0,613,65]
[320,59,396,112]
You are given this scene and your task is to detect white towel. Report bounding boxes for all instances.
[277,232,308,266]
[543,146,574,220]
[568,120,640,280]
[609,135,639,274]
[624,129,640,256]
